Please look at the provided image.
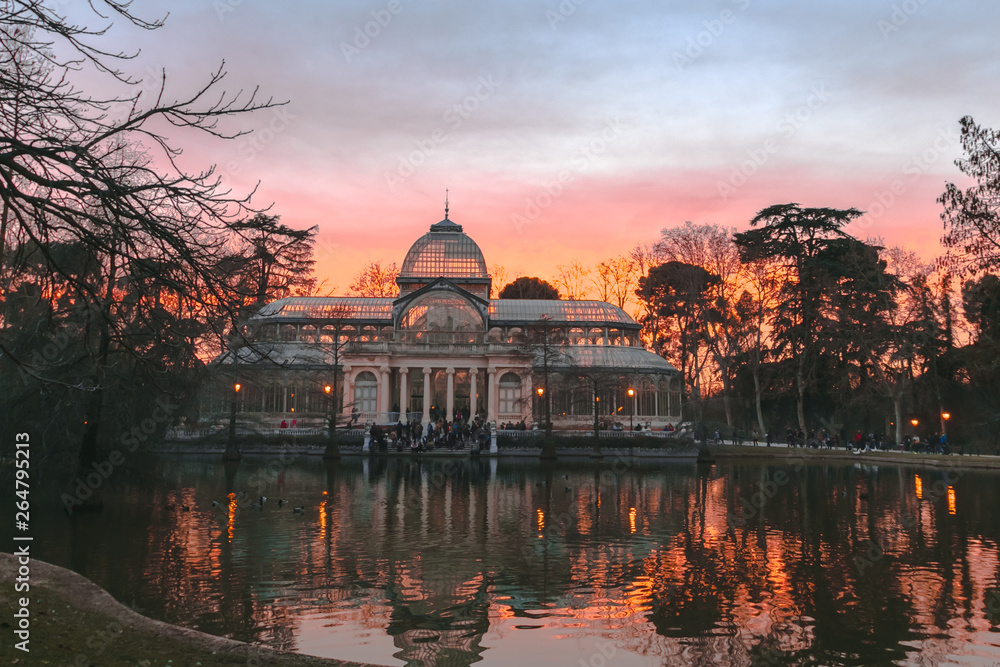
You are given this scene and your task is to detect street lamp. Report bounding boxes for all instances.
[627,387,635,433]
[224,382,242,461]
[536,386,545,428]
[627,387,635,456]
[324,384,333,434]
[941,412,951,454]
[324,383,340,459]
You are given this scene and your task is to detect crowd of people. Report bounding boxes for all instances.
[498,420,528,430]
[369,416,491,454]
[704,425,952,453]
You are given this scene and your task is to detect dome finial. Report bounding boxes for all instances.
[444,188,450,220]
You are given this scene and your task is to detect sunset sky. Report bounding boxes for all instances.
[76,0,1000,292]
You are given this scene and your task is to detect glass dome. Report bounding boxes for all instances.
[399,217,488,279]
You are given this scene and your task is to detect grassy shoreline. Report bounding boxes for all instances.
[0,554,382,666]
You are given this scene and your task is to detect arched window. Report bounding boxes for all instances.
[608,328,622,346]
[361,325,377,342]
[341,326,357,343]
[487,327,504,343]
[569,328,585,345]
[498,372,522,416]
[639,379,656,416]
[399,291,483,343]
[354,371,377,414]
[658,377,671,417]
[507,327,524,344]
[280,324,297,342]
[589,327,605,345]
[319,326,335,344]
[300,325,316,344]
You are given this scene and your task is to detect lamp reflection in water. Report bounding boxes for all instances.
[227,492,237,541]
[54,457,1000,666]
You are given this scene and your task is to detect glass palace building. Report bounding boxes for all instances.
[211,212,682,430]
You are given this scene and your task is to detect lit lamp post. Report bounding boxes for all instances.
[941,412,951,454]
[223,382,242,461]
[592,393,603,458]
[538,387,552,437]
[627,387,635,456]
[538,386,556,460]
[627,388,635,432]
[536,386,546,432]
[324,384,340,459]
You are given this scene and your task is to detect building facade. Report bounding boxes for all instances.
[210,212,682,430]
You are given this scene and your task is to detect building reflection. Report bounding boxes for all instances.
[36,457,1000,666]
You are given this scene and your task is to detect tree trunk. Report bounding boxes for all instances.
[722,373,733,428]
[796,367,807,433]
[592,392,602,458]
[753,366,766,438]
[78,388,104,471]
[892,392,903,445]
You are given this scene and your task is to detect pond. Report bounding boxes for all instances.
[12,453,1000,666]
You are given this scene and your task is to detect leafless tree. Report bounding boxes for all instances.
[0,1,288,480]
[555,260,591,300]
[592,255,637,311]
[488,263,509,298]
[349,260,399,298]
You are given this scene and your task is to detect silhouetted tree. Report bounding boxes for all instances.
[498,276,560,300]
[734,204,862,431]
[941,116,1000,273]
[0,1,286,486]
[637,261,720,412]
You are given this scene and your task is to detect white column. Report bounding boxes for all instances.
[399,368,409,420]
[446,367,455,422]
[470,369,479,419]
[487,369,497,422]
[342,366,353,420]
[379,366,390,418]
[422,367,432,425]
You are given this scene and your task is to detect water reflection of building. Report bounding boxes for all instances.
[85,458,1000,666]
[208,210,681,429]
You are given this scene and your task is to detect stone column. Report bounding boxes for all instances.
[446,367,455,422]
[379,366,390,419]
[399,368,409,420]
[487,369,497,422]
[342,365,353,422]
[470,368,479,419]
[422,367,432,425]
